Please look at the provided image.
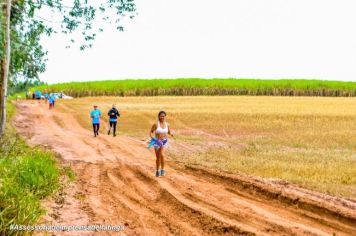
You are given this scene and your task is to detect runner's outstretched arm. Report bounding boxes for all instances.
[150,124,157,139]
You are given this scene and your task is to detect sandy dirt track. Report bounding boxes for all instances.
[13,101,356,236]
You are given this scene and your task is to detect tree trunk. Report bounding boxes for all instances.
[0,0,12,136]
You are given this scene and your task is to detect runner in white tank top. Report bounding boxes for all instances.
[150,111,174,177]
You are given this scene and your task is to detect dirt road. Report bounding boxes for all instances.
[13,101,356,235]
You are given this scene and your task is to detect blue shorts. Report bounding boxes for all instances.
[154,139,168,150]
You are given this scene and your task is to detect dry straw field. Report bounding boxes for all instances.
[57,96,356,198]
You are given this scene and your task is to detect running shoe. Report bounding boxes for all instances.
[160,169,166,176]
[155,170,161,177]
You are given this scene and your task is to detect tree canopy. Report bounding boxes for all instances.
[1,0,136,82]
[0,0,136,135]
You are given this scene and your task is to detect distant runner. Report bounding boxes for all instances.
[35,90,42,102]
[90,105,101,137]
[149,111,173,177]
[48,95,56,109]
[51,94,57,108]
[107,104,120,137]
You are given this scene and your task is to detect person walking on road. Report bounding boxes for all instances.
[48,95,54,109]
[44,92,49,104]
[35,90,42,103]
[107,104,120,137]
[48,94,57,109]
[149,111,173,177]
[51,94,57,108]
[90,105,102,137]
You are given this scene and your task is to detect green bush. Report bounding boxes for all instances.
[0,102,61,235]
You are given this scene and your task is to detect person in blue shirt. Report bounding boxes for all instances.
[44,92,49,104]
[90,105,101,137]
[52,95,57,108]
[35,90,42,102]
[107,104,120,137]
[48,96,53,109]
[48,95,56,109]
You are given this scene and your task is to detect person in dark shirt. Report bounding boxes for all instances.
[107,104,120,136]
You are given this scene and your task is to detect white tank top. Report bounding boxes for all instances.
[155,121,168,134]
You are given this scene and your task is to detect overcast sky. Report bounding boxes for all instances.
[39,0,356,84]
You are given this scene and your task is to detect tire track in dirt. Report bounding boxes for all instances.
[13,101,356,236]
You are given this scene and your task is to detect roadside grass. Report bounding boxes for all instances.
[36,79,356,97]
[57,96,356,198]
[0,102,63,235]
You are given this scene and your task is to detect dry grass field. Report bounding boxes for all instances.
[57,96,356,198]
